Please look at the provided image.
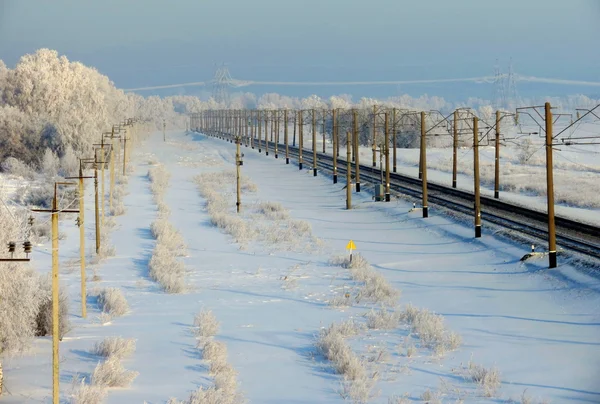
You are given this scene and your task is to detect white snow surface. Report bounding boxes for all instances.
[2,130,600,404]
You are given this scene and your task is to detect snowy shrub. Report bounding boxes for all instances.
[150,219,187,256]
[41,148,60,178]
[110,200,126,216]
[96,288,129,317]
[35,275,71,339]
[257,201,289,221]
[148,243,186,293]
[329,254,400,306]
[0,263,42,354]
[92,337,136,359]
[201,339,228,366]
[69,376,108,404]
[401,304,461,355]
[340,375,377,404]
[91,357,139,388]
[468,361,500,397]
[193,309,220,340]
[420,389,442,403]
[316,320,365,381]
[23,182,54,208]
[148,165,170,196]
[328,293,353,308]
[366,308,401,330]
[59,146,79,177]
[1,157,35,179]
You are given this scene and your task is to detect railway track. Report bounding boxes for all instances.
[213,133,600,261]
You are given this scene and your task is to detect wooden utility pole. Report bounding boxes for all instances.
[452,110,458,188]
[332,109,338,184]
[236,137,242,213]
[274,110,279,158]
[65,164,94,318]
[265,111,270,156]
[251,110,255,149]
[258,110,262,153]
[32,182,79,404]
[298,110,304,170]
[353,109,361,192]
[163,120,166,142]
[312,109,317,176]
[494,110,501,199]
[284,110,289,164]
[420,111,428,218]
[392,108,397,173]
[322,110,326,153]
[473,117,482,238]
[346,131,352,210]
[122,125,129,176]
[545,102,557,268]
[372,105,377,167]
[384,112,391,202]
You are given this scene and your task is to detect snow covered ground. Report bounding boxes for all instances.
[2,130,600,404]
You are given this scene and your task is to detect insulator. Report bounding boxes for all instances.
[28,216,34,226]
[23,241,32,254]
[8,241,16,253]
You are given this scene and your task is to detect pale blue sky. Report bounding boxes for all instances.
[1,0,599,100]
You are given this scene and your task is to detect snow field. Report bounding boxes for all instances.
[2,130,599,404]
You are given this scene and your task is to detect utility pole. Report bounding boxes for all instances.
[312,109,317,176]
[122,124,129,176]
[420,111,428,218]
[545,102,557,268]
[384,112,391,202]
[392,108,397,173]
[494,110,501,199]
[346,131,352,210]
[236,136,242,213]
[284,109,289,164]
[473,117,482,238]
[163,119,166,142]
[322,110,326,153]
[274,110,279,159]
[265,110,270,156]
[372,105,377,167]
[353,109,361,192]
[333,109,338,184]
[32,182,79,404]
[258,110,262,153]
[298,110,304,170]
[65,162,94,318]
[452,110,458,188]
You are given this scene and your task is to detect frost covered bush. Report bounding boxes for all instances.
[0,263,42,354]
[468,361,501,397]
[366,308,401,330]
[329,254,400,306]
[35,274,71,339]
[193,309,220,340]
[150,219,187,256]
[401,304,461,355]
[91,357,138,388]
[257,201,289,221]
[0,157,35,179]
[96,288,129,317]
[69,376,108,404]
[148,243,186,293]
[148,165,170,197]
[92,337,136,360]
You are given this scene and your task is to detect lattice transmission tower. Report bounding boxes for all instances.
[211,64,234,105]
[505,59,521,110]
[492,60,506,111]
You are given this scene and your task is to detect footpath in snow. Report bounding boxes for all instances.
[3,130,599,404]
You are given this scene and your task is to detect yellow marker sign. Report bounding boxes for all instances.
[346,240,356,250]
